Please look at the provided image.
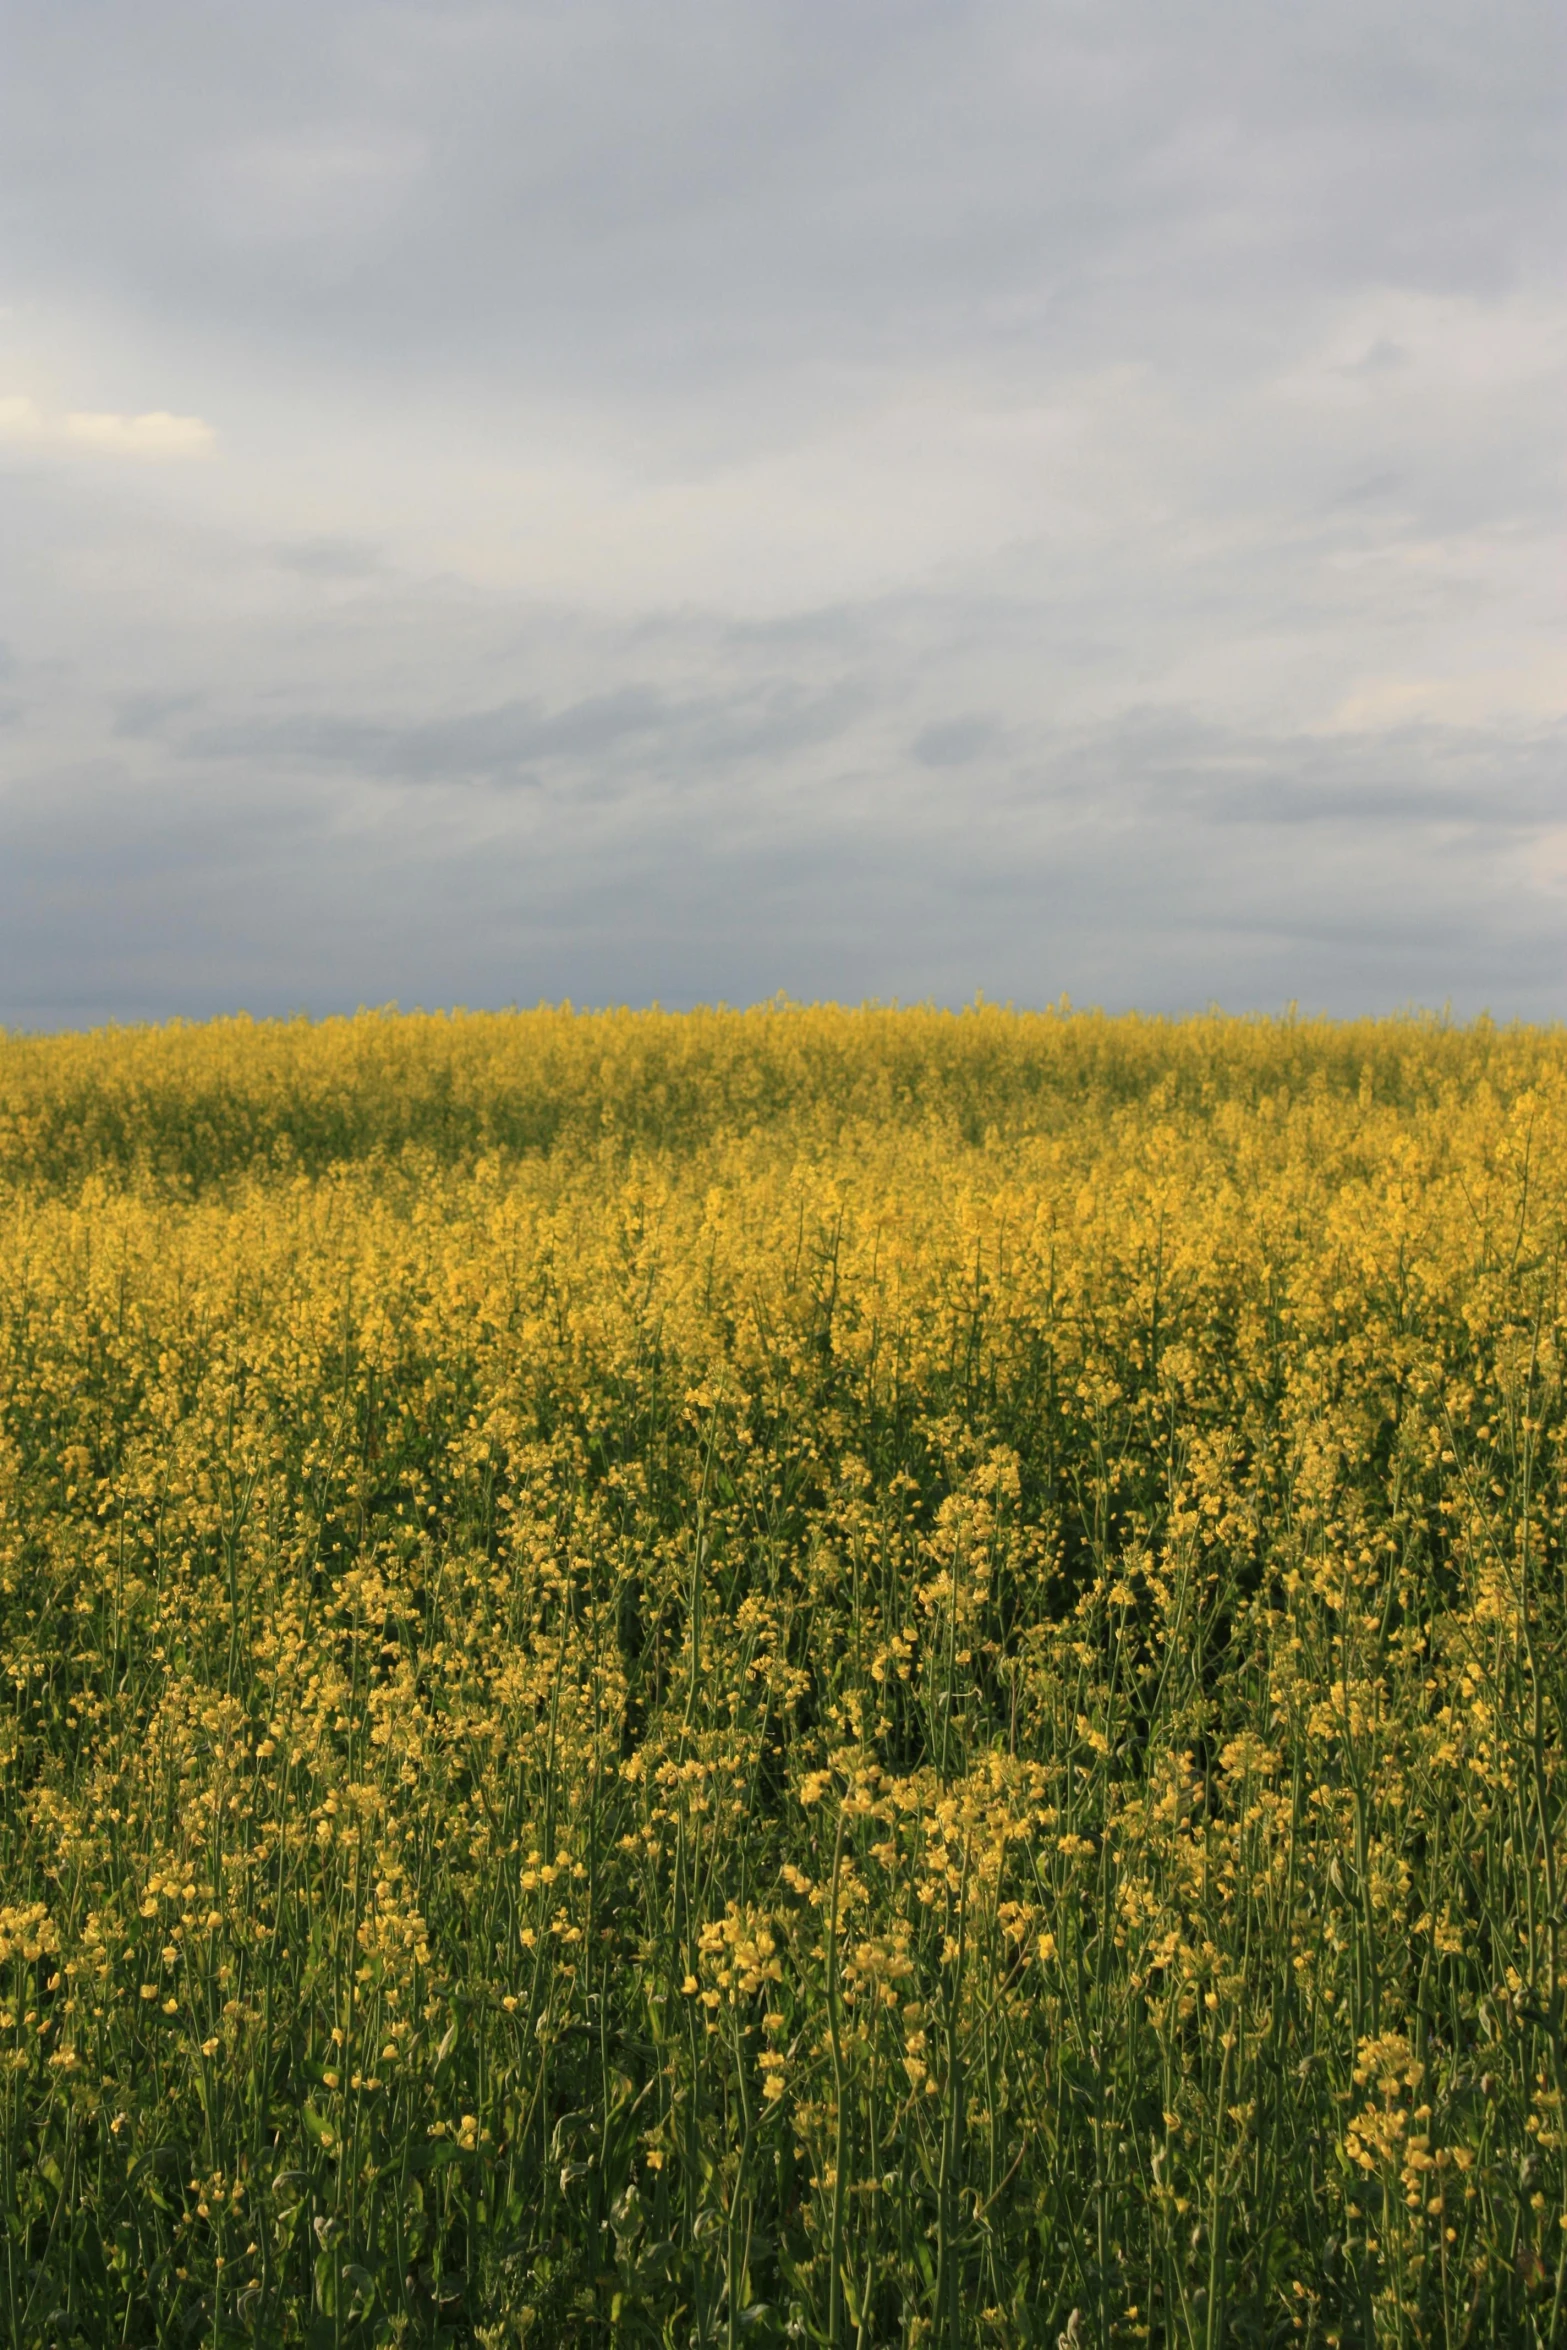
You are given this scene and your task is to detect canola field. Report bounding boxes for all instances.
[0,1004,1563,2349]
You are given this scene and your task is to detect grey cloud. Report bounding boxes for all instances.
[1026,711,1567,833]
[0,2,1561,1027]
[115,692,205,739]
[1196,737,1567,832]
[3,688,1561,1030]
[2,1,1559,419]
[1340,340,1410,376]
[269,538,388,580]
[176,679,867,789]
[182,689,666,784]
[1333,472,1404,506]
[913,717,1000,769]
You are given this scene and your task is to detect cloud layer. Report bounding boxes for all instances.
[0,1,1561,1024]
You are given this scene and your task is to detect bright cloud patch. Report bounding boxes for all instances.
[0,396,213,455]
[63,409,214,455]
[0,395,44,437]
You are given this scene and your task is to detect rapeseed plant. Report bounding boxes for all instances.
[0,1005,1561,2345]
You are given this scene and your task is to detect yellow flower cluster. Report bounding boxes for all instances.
[0,1904,58,1965]
[0,1005,1562,2346]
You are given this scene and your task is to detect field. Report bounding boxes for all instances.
[0,1004,1563,2348]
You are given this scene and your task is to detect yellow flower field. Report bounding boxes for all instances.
[0,1005,1562,2346]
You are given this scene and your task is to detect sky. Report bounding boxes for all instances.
[1,1,1562,1028]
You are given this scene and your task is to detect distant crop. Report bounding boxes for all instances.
[0,1004,1562,2347]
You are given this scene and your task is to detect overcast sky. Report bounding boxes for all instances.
[1,1,1562,1027]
